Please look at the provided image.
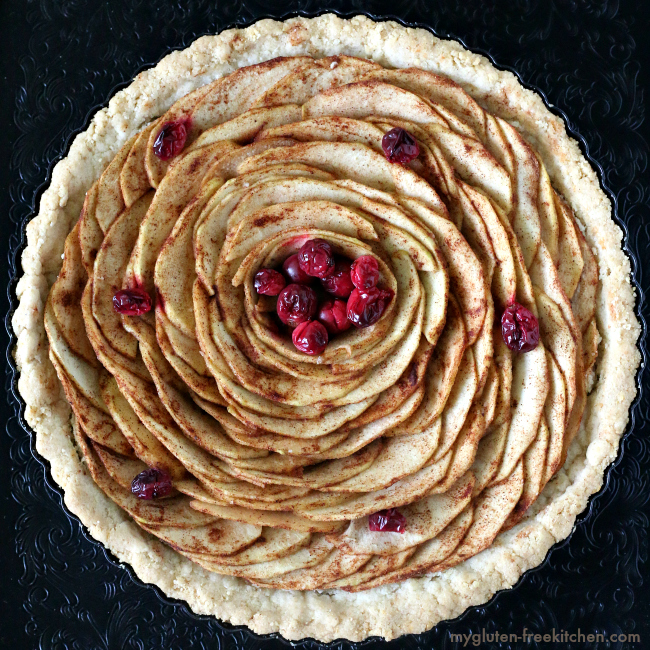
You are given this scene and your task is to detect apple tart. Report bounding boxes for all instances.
[14,15,640,641]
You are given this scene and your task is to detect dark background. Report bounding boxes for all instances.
[1,1,649,649]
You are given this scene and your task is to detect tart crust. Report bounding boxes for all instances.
[13,14,640,642]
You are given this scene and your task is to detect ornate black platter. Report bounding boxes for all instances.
[2,1,649,648]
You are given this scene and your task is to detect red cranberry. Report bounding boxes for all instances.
[501,302,540,352]
[298,239,335,279]
[153,119,190,161]
[254,268,286,296]
[282,254,313,285]
[131,468,173,500]
[369,508,406,533]
[292,320,328,355]
[347,287,394,328]
[321,259,354,297]
[350,255,380,290]
[382,127,420,164]
[318,299,351,335]
[276,284,318,327]
[113,288,152,315]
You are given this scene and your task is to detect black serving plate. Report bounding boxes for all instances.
[2,2,650,649]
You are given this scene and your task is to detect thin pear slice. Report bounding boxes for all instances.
[542,353,567,484]
[491,329,513,430]
[225,199,378,263]
[351,506,473,590]
[120,119,159,207]
[336,473,474,555]
[203,527,311,566]
[491,344,548,484]
[261,116,384,149]
[303,79,448,128]
[45,300,106,411]
[470,423,509,497]
[237,141,445,215]
[155,314,225,405]
[189,501,344,534]
[50,222,96,363]
[92,191,154,359]
[154,178,223,337]
[359,68,487,140]
[400,197,487,344]
[325,424,437,494]
[100,374,186,478]
[189,57,313,133]
[535,287,577,419]
[426,461,524,574]
[294,452,453,521]
[195,396,349,456]
[250,547,371,590]
[93,443,147,489]
[128,141,238,297]
[307,389,433,463]
[140,519,261,556]
[94,133,138,233]
[461,184,516,308]
[189,104,302,150]
[78,181,103,274]
[332,291,424,406]
[555,195,584,301]
[393,295,466,435]
[498,118,542,268]
[432,347,478,462]
[226,395,377,439]
[503,418,549,530]
[81,281,150,381]
[145,82,214,187]
[324,549,415,590]
[185,534,334,580]
[49,353,132,456]
[253,55,381,107]
[77,428,216,529]
[571,224,599,334]
[346,338,432,431]
[233,440,382,490]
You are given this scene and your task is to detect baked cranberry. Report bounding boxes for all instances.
[131,468,173,500]
[282,254,313,285]
[369,508,406,533]
[254,269,286,296]
[292,320,328,355]
[501,302,540,352]
[113,288,152,315]
[350,255,380,290]
[318,298,351,335]
[153,119,190,161]
[382,127,420,164]
[276,284,318,327]
[321,259,354,297]
[298,239,335,279]
[347,287,394,328]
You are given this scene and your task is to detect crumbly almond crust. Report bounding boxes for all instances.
[12,14,640,642]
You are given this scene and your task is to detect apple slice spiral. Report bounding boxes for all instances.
[44,55,599,591]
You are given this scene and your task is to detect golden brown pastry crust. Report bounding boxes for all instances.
[13,15,639,642]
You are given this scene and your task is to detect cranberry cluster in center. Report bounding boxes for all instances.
[254,239,394,356]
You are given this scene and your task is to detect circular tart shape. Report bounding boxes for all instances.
[13,15,640,644]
